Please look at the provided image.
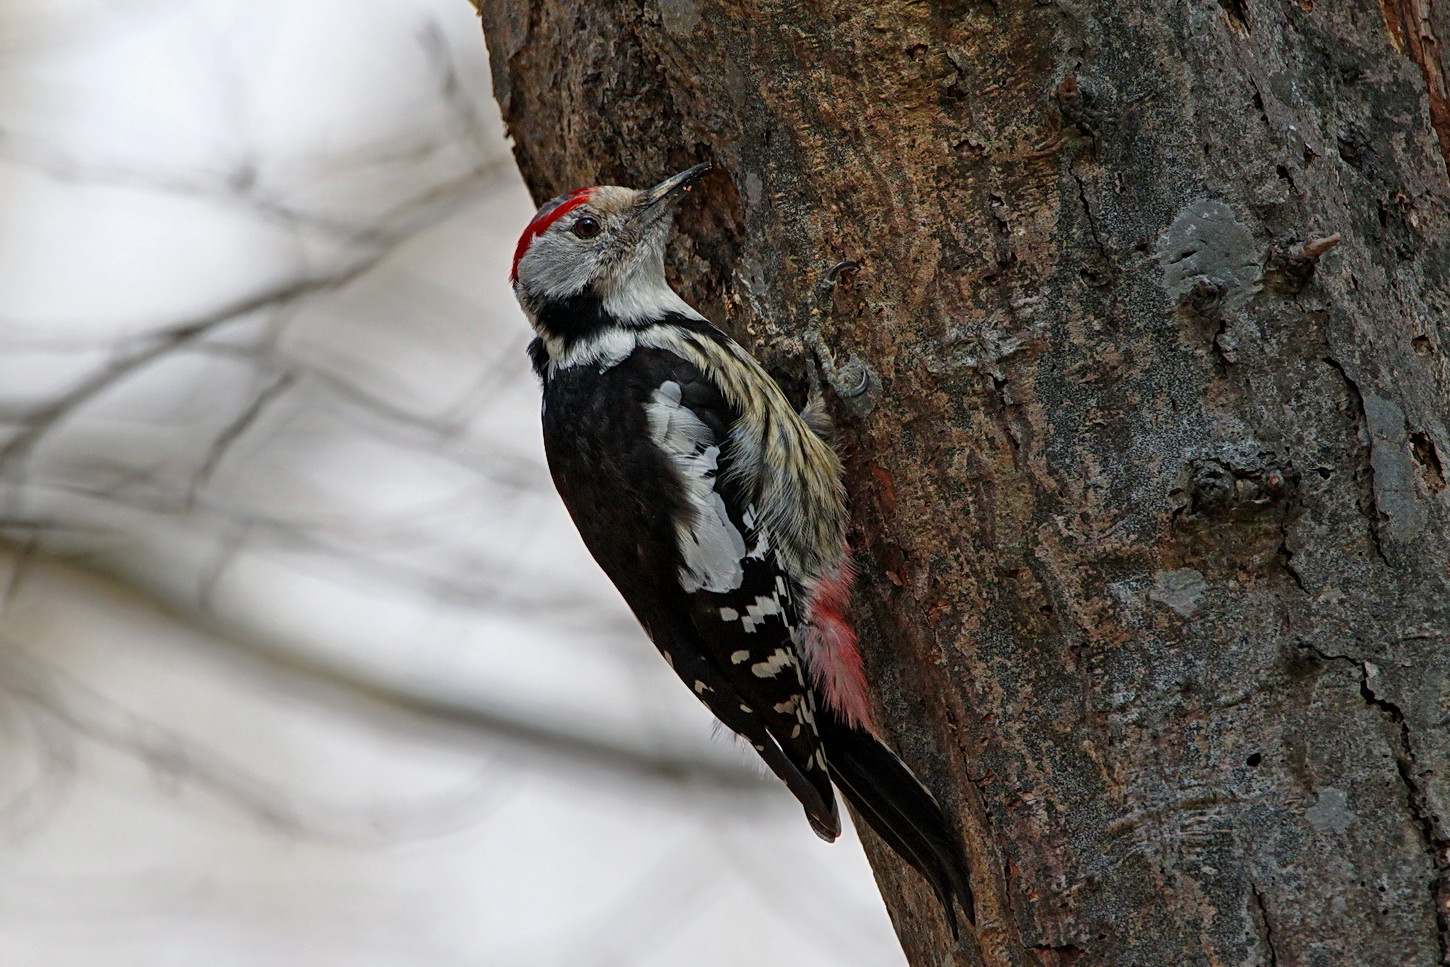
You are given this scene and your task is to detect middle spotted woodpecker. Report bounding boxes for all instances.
[511,162,975,934]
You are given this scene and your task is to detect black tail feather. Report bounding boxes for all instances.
[820,710,975,937]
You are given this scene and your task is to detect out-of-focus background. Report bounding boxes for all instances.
[0,2,902,964]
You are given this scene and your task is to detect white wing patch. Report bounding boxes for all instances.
[646,380,747,594]
[737,591,783,632]
[751,648,794,678]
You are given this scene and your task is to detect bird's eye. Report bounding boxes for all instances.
[572,215,602,239]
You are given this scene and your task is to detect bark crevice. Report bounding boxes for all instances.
[1250,880,1281,967]
[1360,667,1450,965]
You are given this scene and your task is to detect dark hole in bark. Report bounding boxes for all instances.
[1217,0,1249,30]
[1410,431,1447,493]
[1338,133,1365,171]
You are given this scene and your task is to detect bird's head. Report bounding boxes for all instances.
[510,163,712,330]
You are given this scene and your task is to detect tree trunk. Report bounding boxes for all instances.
[478,2,1450,964]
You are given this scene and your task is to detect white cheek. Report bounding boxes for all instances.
[521,235,599,300]
[601,273,704,325]
[599,233,705,324]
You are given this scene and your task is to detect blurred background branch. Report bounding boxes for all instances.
[0,2,898,964]
[2,549,772,795]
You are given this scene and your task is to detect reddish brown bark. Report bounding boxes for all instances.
[1381,0,1450,171]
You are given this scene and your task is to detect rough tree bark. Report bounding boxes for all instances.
[477,2,1450,964]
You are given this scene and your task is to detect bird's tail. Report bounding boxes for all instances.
[818,708,975,938]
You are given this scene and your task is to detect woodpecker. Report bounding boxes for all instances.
[511,162,974,934]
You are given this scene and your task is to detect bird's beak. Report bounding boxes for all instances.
[637,162,713,211]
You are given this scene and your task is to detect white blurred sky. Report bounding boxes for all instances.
[0,1,903,964]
